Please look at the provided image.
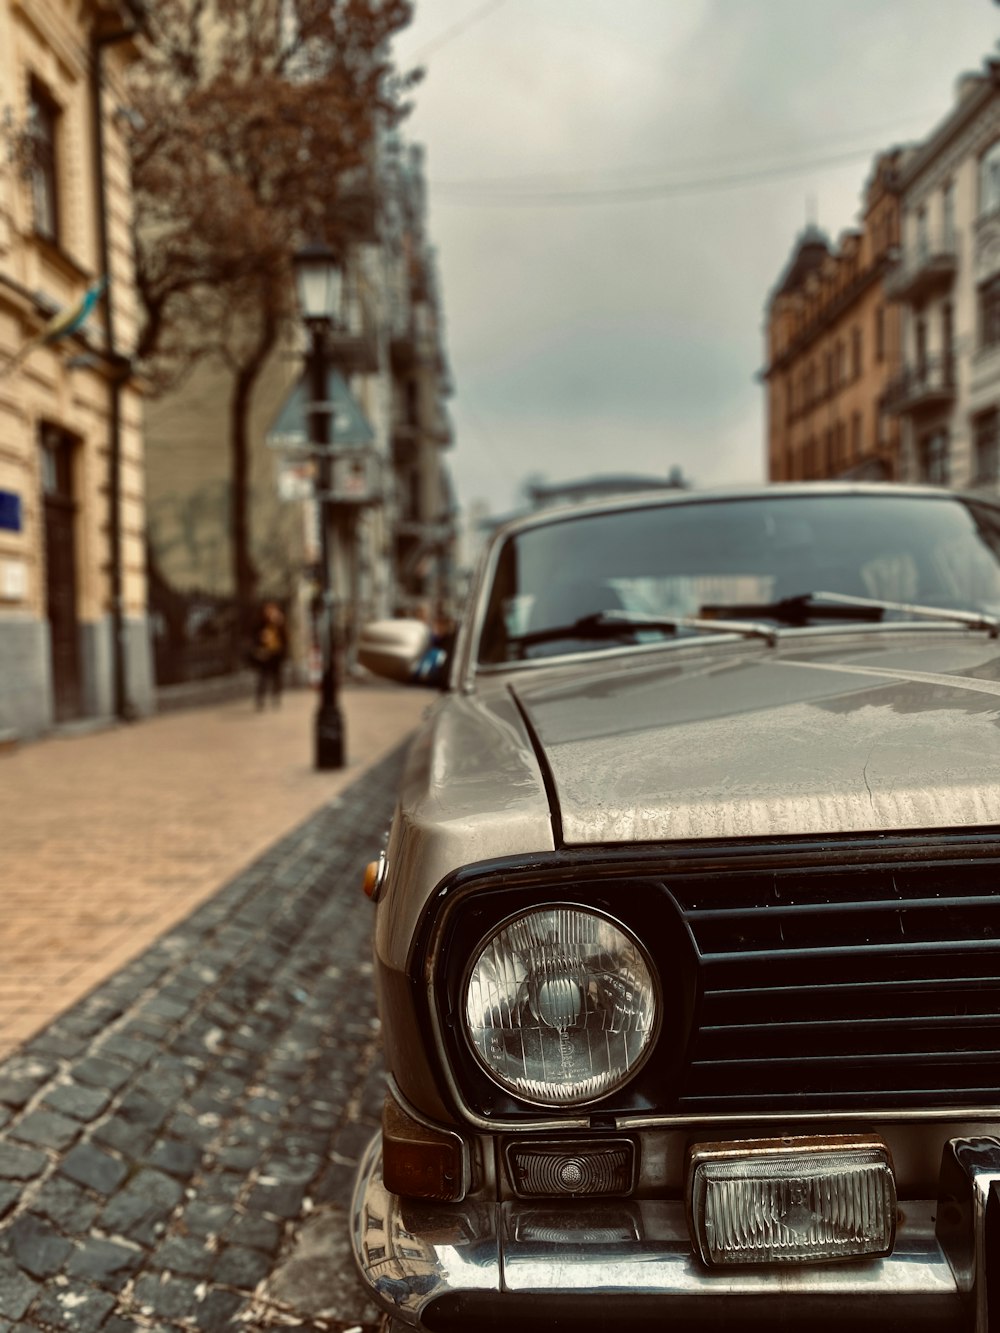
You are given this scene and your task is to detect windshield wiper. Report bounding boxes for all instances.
[706,590,1000,637]
[510,609,777,653]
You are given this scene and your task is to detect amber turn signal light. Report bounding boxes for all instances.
[382,1094,467,1202]
[362,851,387,901]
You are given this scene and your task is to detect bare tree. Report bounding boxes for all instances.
[129,0,415,619]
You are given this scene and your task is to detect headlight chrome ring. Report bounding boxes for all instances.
[462,904,659,1107]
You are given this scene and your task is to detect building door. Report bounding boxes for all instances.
[40,424,81,722]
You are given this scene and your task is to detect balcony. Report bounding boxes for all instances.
[325,291,379,374]
[391,421,419,466]
[884,354,957,416]
[389,301,445,372]
[395,516,455,546]
[336,164,379,244]
[884,236,958,303]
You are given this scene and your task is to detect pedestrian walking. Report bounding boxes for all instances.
[250,601,288,709]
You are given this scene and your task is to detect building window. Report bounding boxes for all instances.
[915,313,928,376]
[875,305,885,363]
[942,302,954,366]
[980,140,1000,218]
[829,427,842,475]
[851,411,862,460]
[919,430,950,486]
[28,79,60,243]
[915,205,929,262]
[851,326,862,379]
[981,275,1000,351]
[974,409,1000,485]
[943,181,955,249]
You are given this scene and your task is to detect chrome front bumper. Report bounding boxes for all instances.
[351,1133,1000,1332]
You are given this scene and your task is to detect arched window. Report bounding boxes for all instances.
[980,140,1000,216]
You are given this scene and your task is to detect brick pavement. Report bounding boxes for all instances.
[0,740,411,1331]
[0,684,427,1060]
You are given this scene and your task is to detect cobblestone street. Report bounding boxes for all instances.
[0,687,427,1331]
[0,686,425,1060]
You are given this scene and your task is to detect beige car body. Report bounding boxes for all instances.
[355,485,1000,1332]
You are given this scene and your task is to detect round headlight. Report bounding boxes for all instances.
[463,906,658,1106]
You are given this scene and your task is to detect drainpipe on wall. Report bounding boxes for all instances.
[89,11,143,722]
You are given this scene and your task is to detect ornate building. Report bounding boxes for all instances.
[383,141,457,620]
[885,58,1000,489]
[764,153,903,484]
[0,0,152,738]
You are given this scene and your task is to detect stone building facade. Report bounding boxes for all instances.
[764,153,903,484]
[885,59,1000,489]
[0,0,152,738]
[383,142,457,620]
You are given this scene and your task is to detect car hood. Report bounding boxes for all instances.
[510,632,1000,844]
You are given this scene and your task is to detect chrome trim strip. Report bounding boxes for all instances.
[351,1131,962,1327]
[371,849,388,903]
[613,1105,1000,1129]
[416,1103,1000,1135]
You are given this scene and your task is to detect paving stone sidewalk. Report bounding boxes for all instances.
[0,746,408,1333]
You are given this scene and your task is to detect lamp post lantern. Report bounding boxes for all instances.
[293,239,346,770]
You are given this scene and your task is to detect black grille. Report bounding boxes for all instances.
[672,858,1000,1112]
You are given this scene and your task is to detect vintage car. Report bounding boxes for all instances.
[352,484,1000,1332]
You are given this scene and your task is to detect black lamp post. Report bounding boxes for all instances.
[293,239,345,770]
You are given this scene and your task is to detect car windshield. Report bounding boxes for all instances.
[477,492,1000,665]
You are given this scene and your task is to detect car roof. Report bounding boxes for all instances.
[487,482,997,543]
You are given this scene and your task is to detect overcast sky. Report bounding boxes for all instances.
[390,0,1000,517]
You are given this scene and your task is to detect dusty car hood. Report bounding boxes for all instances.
[511,632,1000,844]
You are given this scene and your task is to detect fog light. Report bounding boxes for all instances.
[688,1137,896,1267]
[506,1138,636,1198]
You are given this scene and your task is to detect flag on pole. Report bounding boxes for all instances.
[40,276,107,343]
[0,277,107,381]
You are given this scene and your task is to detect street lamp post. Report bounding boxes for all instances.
[294,240,345,771]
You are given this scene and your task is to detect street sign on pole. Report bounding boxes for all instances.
[266,370,374,454]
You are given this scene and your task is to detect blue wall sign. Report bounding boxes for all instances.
[0,491,21,533]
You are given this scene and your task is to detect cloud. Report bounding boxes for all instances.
[393,0,1000,514]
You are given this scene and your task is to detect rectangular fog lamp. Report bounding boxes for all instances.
[688,1138,896,1267]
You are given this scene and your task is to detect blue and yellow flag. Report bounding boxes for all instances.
[0,277,107,381]
[41,277,107,344]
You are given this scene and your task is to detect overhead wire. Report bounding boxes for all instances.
[428,109,939,191]
[429,142,891,206]
[409,0,511,62]
[425,119,943,208]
